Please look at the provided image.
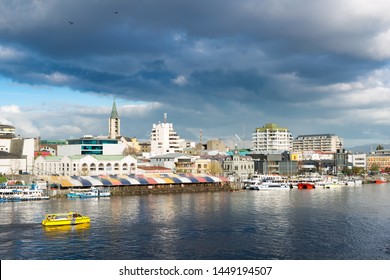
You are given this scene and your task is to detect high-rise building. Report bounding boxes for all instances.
[150,113,183,156]
[0,124,34,174]
[252,123,292,152]
[108,100,120,139]
[292,134,343,153]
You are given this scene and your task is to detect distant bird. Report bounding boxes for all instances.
[68,21,74,25]
[114,11,118,14]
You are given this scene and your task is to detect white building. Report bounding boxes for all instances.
[150,113,184,156]
[34,154,137,176]
[0,136,34,174]
[57,137,126,156]
[292,134,343,153]
[252,123,292,152]
[350,153,366,169]
[0,151,27,175]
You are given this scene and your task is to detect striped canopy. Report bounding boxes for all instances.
[43,174,228,188]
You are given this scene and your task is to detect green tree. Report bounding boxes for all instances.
[0,175,7,184]
[370,163,380,173]
[376,145,384,150]
[351,166,364,175]
[208,161,223,176]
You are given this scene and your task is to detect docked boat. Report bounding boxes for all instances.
[42,212,90,226]
[344,178,363,186]
[0,182,49,202]
[375,177,387,184]
[297,182,316,189]
[244,175,291,190]
[67,186,110,198]
[321,182,342,189]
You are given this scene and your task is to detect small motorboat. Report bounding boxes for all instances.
[67,187,110,198]
[297,182,316,189]
[375,177,387,184]
[42,212,90,226]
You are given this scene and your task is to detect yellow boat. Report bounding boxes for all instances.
[42,212,90,226]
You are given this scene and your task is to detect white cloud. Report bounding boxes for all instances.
[368,29,390,59]
[121,102,162,116]
[43,72,73,83]
[39,124,82,138]
[172,75,188,86]
[0,45,25,60]
[0,105,21,113]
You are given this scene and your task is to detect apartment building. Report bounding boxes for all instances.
[150,113,184,156]
[252,123,292,152]
[292,134,343,153]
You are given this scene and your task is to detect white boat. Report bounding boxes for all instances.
[67,186,110,198]
[244,175,292,190]
[344,178,363,186]
[0,183,49,202]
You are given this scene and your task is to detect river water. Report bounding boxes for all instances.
[1,183,390,260]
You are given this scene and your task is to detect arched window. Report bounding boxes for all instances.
[81,163,88,175]
[130,163,136,173]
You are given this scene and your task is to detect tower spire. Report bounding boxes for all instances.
[109,99,120,139]
[110,99,119,119]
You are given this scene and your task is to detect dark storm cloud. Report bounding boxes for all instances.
[1,0,390,145]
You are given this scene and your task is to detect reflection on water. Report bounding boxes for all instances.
[43,223,91,236]
[1,184,390,260]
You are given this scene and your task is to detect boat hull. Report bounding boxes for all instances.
[42,212,90,226]
[67,187,110,198]
[297,183,316,189]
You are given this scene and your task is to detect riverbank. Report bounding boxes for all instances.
[48,181,233,197]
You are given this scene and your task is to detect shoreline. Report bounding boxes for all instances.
[48,181,233,198]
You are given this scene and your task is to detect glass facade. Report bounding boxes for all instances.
[67,139,118,155]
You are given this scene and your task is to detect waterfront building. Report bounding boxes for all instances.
[150,113,184,156]
[194,158,211,174]
[223,146,254,180]
[366,150,390,172]
[292,134,343,153]
[249,151,298,176]
[252,123,292,152]
[350,153,367,170]
[334,148,350,174]
[34,154,137,176]
[108,100,121,139]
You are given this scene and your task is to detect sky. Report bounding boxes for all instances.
[1,0,390,149]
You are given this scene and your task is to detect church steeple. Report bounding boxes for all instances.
[110,100,119,119]
[109,100,120,139]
